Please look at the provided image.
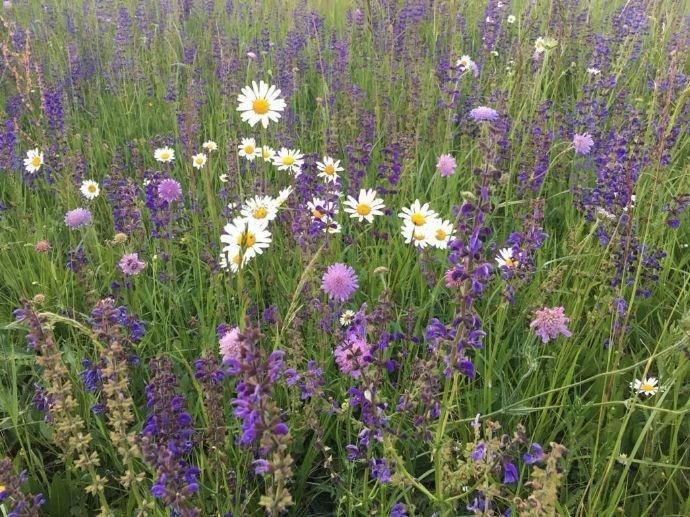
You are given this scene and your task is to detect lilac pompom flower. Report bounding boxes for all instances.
[529,306,572,343]
[157,178,183,203]
[573,133,594,156]
[334,338,370,378]
[321,263,359,302]
[219,326,242,364]
[436,153,457,177]
[64,208,92,229]
[470,106,499,122]
[119,253,146,276]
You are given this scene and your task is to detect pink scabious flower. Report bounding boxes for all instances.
[157,178,183,203]
[118,252,146,276]
[436,154,457,177]
[34,240,51,253]
[572,133,594,156]
[64,208,92,229]
[470,106,499,122]
[444,268,462,289]
[334,338,370,378]
[530,306,572,343]
[219,326,242,363]
[321,263,358,302]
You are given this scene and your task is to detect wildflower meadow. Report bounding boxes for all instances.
[1,0,689,515]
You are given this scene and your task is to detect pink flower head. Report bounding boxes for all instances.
[530,306,572,343]
[219,326,242,363]
[436,154,457,177]
[334,338,370,378]
[444,268,462,289]
[64,208,92,229]
[34,240,51,253]
[470,106,499,122]
[572,133,594,156]
[119,252,146,276]
[157,178,183,203]
[321,263,358,302]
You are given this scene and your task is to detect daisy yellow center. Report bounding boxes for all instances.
[232,254,241,265]
[356,203,371,216]
[324,164,335,175]
[411,213,426,226]
[195,157,204,164]
[262,149,271,158]
[88,185,97,193]
[160,152,170,160]
[253,207,268,219]
[282,156,295,166]
[435,228,447,240]
[0,484,5,492]
[237,231,256,248]
[414,232,426,241]
[31,156,41,167]
[312,209,323,218]
[244,145,254,154]
[252,98,269,114]
[640,383,655,393]
[504,258,516,268]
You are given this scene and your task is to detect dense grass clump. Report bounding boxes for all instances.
[1,0,689,515]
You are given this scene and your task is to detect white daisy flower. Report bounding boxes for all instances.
[324,221,341,234]
[344,189,386,223]
[238,138,260,161]
[507,15,516,24]
[398,200,438,228]
[202,140,218,152]
[24,148,44,173]
[80,180,100,200]
[587,67,601,76]
[241,195,279,224]
[220,216,272,261]
[275,186,294,206]
[401,221,432,248]
[534,37,546,54]
[272,147,304,175]
[317,156,344,183]
[630,377,660,397]
[219,174,229,183]
[154,147,175,163]
[495,248,518,268]
[219,246,251,273]
[260,145,275,162]
[192,153,207,169]
[340,310,356,327]
[236,80,286,128]
[429,219,454,249]
[307,197,338,221]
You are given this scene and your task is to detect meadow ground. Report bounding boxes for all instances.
[0,0,689,515]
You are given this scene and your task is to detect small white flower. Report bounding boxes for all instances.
[401,221,432,248]
[429,219,454,249]
[260,145,275,162]
[398,200,438,227]
[507,15,516,24]
[202,140,218,152]
[192,153,207,169]
[80,180,100,200]
[154,147,175,163]
[340,310,356,327]
[587,67,601,76]
[495,248,518,268]
[241,195,279,224]
[317,156,344,183]
[238,138,260,161]
[275,186,294,206]
[236,80,286,128]
[534,37,546,54]
[630,377,661,397]
[220,216,272,261]
[219,174,229,183]
[344,189,385,223]
[24,148,44,173]
[272,147,304,175]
